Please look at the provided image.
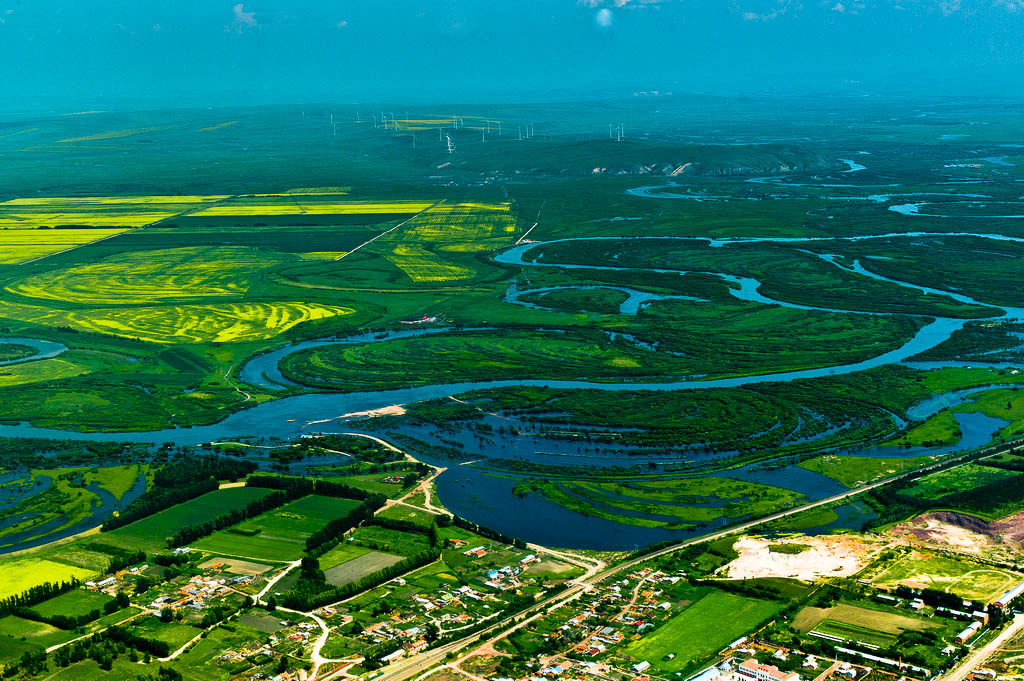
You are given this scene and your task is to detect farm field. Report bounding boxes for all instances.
[623,590,782,674]
[347,524,432,556]
[27,588,112,618]
[793,602,940,643]
[101,486,274,552]
[0,558,96,600]
[324,550,405,586]
[0,229,130,264]
[193,494,362,561]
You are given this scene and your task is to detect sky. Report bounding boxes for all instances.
[1,0,1023,108]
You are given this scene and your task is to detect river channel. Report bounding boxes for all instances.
[0,228,1021,548]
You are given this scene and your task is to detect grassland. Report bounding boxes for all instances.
[798,454,940,488]
[194,494,362,561]
[0,356,93,387]
[0,558,96,600]
[102,487,273,552]
[869,551,1023,602]
[515,475,804,529]
[28,588,112,618]
[884,411,962,448]
[903,463,1020,500]
[623,590,782,673]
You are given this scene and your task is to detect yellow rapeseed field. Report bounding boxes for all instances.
[0,195,227,230]
[0,228,129,264]
[192,199,434,217]
[8,246,280,304]
[0,300,354,344]
[398,202,516,242]
[384,244,475,282]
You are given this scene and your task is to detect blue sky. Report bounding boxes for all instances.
[1,1,1023,107]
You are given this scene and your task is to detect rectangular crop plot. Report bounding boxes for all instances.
[324,551,405,587]
[194,495,362,561]
[0,228,129,264]
[0,196,226,230]
[623,590,782,674]
[811,619,898,647]
[103,487,274,552]
[794,603,938,638]
[181,196,434,227]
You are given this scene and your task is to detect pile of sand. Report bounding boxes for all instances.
[718,534,884,581]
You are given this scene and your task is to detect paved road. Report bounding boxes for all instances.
[941,614,1024,681]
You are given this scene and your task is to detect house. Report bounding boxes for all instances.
[685,667,720,681]
[381,649,406,664]
[995,582,1024,608]
[972,611,989,625]
[736,659,800,681]
[956,622,982,644]
[633,662,651,673]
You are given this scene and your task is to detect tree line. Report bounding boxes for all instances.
[102,455,256,531]
[168,489,290,547]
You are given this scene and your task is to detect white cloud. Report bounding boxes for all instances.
[595,7,614,26]
[739,0,801,21]
[228,3,258,33]
[994,0,1024,12]
[337,19,348,28]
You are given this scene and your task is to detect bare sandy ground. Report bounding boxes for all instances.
[718,535,885,581]
[339,404,407,419]
[886,510,1024,562]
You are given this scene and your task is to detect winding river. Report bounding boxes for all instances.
[0,337,67,366]
[1,224,1022,548]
